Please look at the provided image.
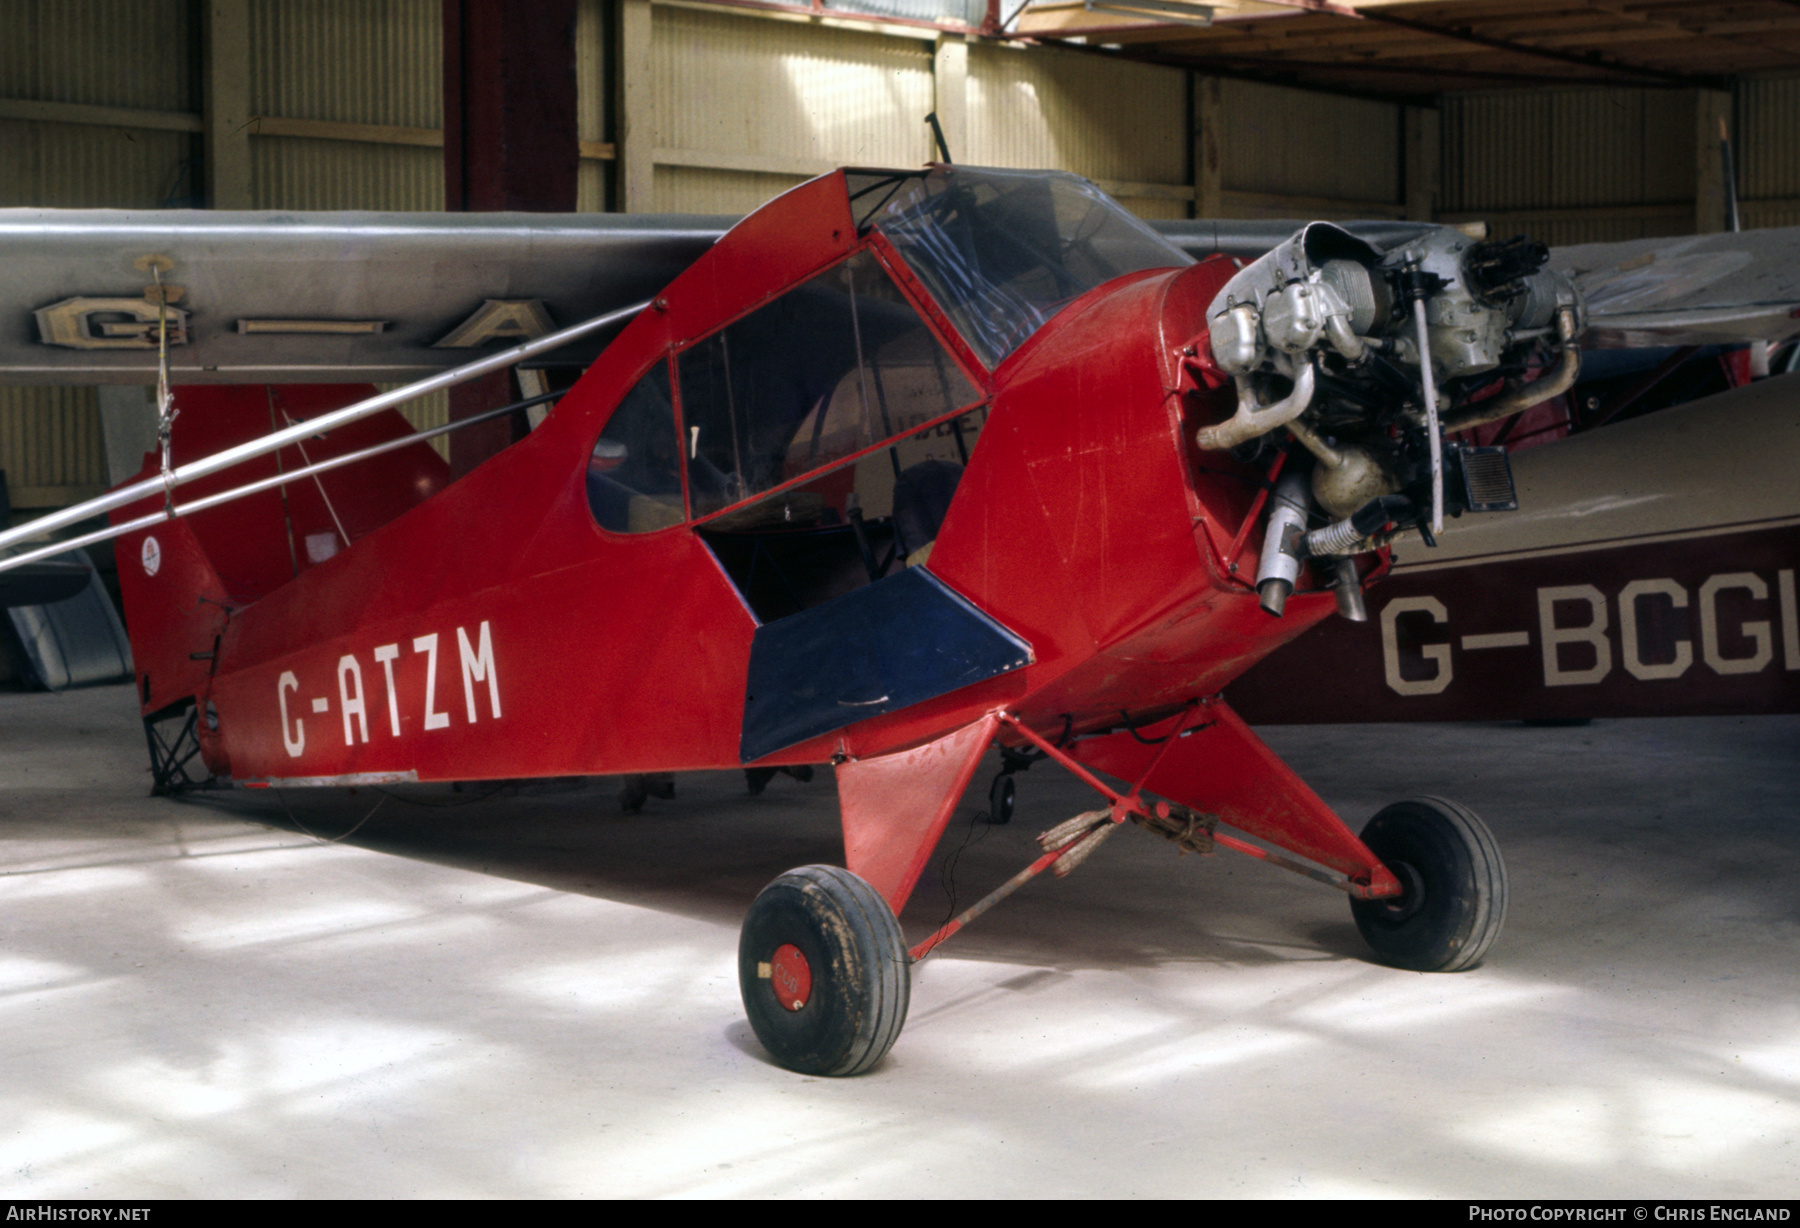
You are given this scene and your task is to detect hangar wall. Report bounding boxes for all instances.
[1439,82,1800,246]
[0,0,1797,511]
[245,0,443,212]
[1741,76,1800,231]
[1441,88,1702,246]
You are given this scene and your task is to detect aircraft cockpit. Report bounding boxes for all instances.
[585,166,1192,624]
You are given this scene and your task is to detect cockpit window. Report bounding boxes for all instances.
[677,248,981,520]
[587,357,686,533]
[857,166,1193,369]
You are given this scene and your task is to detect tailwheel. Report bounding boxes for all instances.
[144,700,224,796]
[738,865,910,1076]
[1350,797,1508,972]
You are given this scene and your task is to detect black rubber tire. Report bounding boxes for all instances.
[738,865,910,1076]
[1350,797,1508,972]
[986,773,1016,825]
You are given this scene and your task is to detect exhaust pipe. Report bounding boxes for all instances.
[1256,467,1313,617]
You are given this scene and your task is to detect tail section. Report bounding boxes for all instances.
[125,385,450,602]
[109,383,451,731]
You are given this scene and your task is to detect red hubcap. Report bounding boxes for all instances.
[770,943,812,1011]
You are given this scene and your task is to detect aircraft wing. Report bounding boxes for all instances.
[1153,218,1800,352]
[4,205,1796,388]
[1551,228,1800,349]
[1149,218,1445,261]
[0,209,731,384]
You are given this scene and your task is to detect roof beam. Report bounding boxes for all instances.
[1247,0,1730,87]
[1134,50,1606,85]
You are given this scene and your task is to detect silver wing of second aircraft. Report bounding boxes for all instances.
[1155,219,1800,351]
[1549,228,1800,348]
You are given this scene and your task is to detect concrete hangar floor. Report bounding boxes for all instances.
[0,682,1796,1200]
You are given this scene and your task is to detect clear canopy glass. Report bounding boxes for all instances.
[851,166,1193,369]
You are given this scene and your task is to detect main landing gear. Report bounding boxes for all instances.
[1350,797,1508,972]
[738,865,910,1076]
[736,707,1509,1076]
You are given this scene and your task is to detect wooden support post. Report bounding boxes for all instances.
[443,0,579,479]
[1405,104,1440,223]
[616,0,655,214]
[203,0,252,209]
[1696,89,1732,235]
[1193,74,1222,221]
[444,0,579,212]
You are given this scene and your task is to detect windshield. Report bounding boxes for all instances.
[852,166,1193,369]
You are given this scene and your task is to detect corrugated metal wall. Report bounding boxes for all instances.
[0,120,192,210]
[647,6,933,213]
[0,0,195,506]
[0,386,106,508]
[968,42,1188,219]
[1739,76,1800,230]
[1216,78,1400,217]
[248,0,443,211]
[249,0,440,128]
[0,0,193,111]
[1441,88,1695,246]
[252,137,443,212]
[0,0,196,209]
[1439,79,1800,240]
[577,0,612,212]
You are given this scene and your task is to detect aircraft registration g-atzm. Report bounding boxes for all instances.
[0,165,1796,1076]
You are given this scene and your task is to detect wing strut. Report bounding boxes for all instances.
[0,299,650,575]
[0,387,563,576]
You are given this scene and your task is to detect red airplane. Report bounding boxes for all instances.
[0,164,1789,1076]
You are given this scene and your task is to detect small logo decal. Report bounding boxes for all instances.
[141,536,161,577]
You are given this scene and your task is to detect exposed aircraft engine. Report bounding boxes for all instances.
[1197,221,1583,614]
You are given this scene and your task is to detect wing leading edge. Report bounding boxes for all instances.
[1,203,1796,387]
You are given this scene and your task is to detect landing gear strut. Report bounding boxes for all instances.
[738,707,1510,1076]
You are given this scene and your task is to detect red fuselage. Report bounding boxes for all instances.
[121,172,1344,785]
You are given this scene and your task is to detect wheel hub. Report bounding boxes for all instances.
[1375,860,1426,923]
[769,943,812,1011]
